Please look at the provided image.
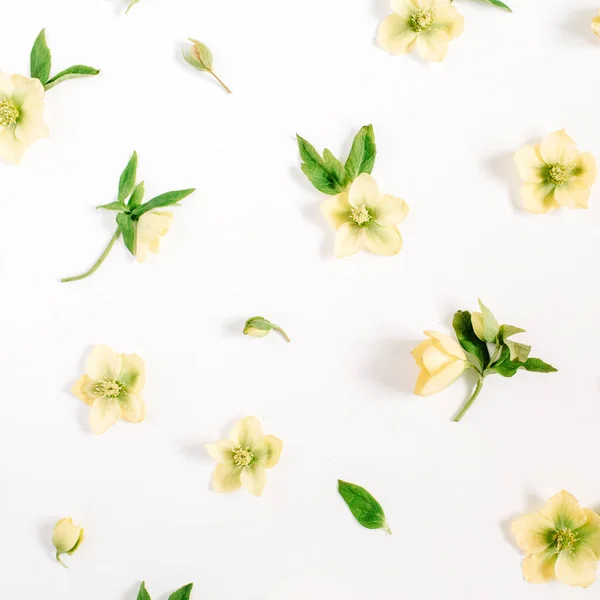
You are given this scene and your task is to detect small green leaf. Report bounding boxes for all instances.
[297,135,346,195]
[452,310,490,370]
[137,582,151,600]
[168,584,194,600]
[486,0,511,11]
[128,181,145,209]
[506,340,531,362]
[30,29,52,84]
[478,299,500,342]
[323,149,349,190]
[499,324,526,342]
[96,201,126,212]
[345,125,376,180]
[44,65,100,91]
[116,213,136,255]
[119,151,138,204]
[338,480,391,534]
[188,39,213,70]
[131,189,196,217]
[126,0,141,13]
[522,358,558,373]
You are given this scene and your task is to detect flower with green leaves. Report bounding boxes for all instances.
[61,152,195,282]
[52,517,84,568]
[137,581,194,600]
[243,316,291,342]
[182,39,231,94]
[412,299,557,422]
[0,29,99,165]
[297,125,410,257]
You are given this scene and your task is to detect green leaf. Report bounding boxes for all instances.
[499,324,526,343]
[338,480,391,534]
[522,358,558,373]
[131,189,196,218]
[44,65,100,91]
[188,39,213,70]
[506,340,531,362]
[96,201,126,212]
[323,149,349,190]
[30,29,52,84]
[137,582,151,600]
[119,151,138,204]
[452,310,490,370]
[116,213,136,255]
[297,135,346,195]
[126,0,141,13]
[128,181,145,209]
[478,299,500,342]
[168,584,194,600]
[345,124,376,180]
[486,0,511,10]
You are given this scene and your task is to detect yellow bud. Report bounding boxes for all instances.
[471,312,486,341]
[52,518,84,568]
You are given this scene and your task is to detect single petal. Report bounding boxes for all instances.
[119,394,146,423]
[0,73,15,97]
[373,194,410,226]
[421,344,453,374]
[261,435,283,469]
[521,182,558,214]
[424,331,466,360]
[433,4,464,39]
[416,29,450,63]
[321,193,351,230]
[241,465,267,497]
[71,375,98,407]
[572,151,597,188]
[541,490,587,530]
[377,14,419,56]
[205,440,236,464]
[135,211,173,263]
[212,463,242,493]
[411,339,436,369]
[348,173,380,208]
[364,224,402,256]
[118,353,146,392]
[555,546,598,588]
[521,548,558,584]
[511,512,555,554]
[230,416,263,449]
[514,145,544,183]
[89,397,121,434]
[554,183,590,210]
[414,369,431,396]
[576,509,600,558]
[0,127,28,165]
[86,345,122,382]
[391,0,419,18]
[416,359,466,397]
[334,222,366,258]
[52,518,82,554]
[540,130,578,165]
[593,15,600,37]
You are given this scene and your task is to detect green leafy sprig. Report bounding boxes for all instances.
[297,125,376,195]
[338,480,391,534]
[30,29,100,91]
[452,299,557,422]
[450,0,511,11]
[137,581,193,600]
[183,39,232,94]
[61,152,195,283]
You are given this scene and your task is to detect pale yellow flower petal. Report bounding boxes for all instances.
[348,173,380,208]
[321,193,351,230]
[119,394,146,423]
[577,509,600,558]
[377,14,419,56]
[212,463,242,493]
[521,182,558,214]
[540,130,578,165]
[411,339,435,369]
[52,518,82,554]
[415,359,466,396]
[511,512,554,553]
[573,151,597,188]
[261,435,283,469]
[241,465,267,496]
[416,29,450,62]
[230,416,263,448]
[521,549,558,584]
[86,345,122,382]
[71,375,97,407]
[424,330,467,361]
[514,145,544,183]
[433,4,464,39]
[364,224,402,256]
[90,396,121,434]
[421,343,453,374]
[391,0,419,17]
[335,222,366,257]
[373,194,410,226]
[119,353,146,393]
[555,546,598,588]
[0,127,29,165]
[554,183,590,210]
[135,211,173,263]
[205,440,236,464]
[0,73,15,96]
[540,490,587,530]
[593,14,600,37]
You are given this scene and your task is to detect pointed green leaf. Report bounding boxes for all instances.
[126,0,141,13]
[30,29,52,84]
[522,358,558,373]
[499,324,526,342]
[506,340,531,363]
[345,125,376,180]
[323,149,349,190]
[486,0,511,10]
[118,151,138,204]
[116,213,136,255]
[452,310,490,370]
[128,181,145,209]
[168,584,194,600]
[44,65,100,91]
[297,135,346,195]
[97,201,126,212]
[338,480,391,534]
[131,189,196,217]
[137,582,151,600]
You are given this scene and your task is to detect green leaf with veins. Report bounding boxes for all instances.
[486,0,511,10]
[44,65,100,91]
[506,340,531,362]
[128,181,145,209]
[116,213,136,255]
[338,480,391,534]
[131,189,196,218]
[297,135,347,195]
[30,29,52,84]
[452,310,490,371]
[323,149,349,191]
[97,201,126,212]
[119,151,138,204]
[137,582,151,600]
[345,124,376,180]
[168,584,194,600]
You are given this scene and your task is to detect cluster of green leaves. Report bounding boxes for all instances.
[30,29,100,92]
[97,151,195,256]
[297,125,376,195]
[338,480,391,535]
[137,582,193,600]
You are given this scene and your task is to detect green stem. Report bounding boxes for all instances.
[273,326,291,343]
[56,552,68,569]
[453,378,484,423]
[209,70,232,94]
[61,229,121,283]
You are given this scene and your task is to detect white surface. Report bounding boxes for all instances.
[1,0,600,598]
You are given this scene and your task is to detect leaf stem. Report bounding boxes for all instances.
[453,377,484,423]
[56,552,68,568]
[209,70,232,94]
[61,229,121,283]
[273,325,291,343]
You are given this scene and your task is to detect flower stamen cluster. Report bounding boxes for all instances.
[0,100,19,127]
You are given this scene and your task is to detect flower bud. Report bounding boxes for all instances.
[471,299,500,342]
[243,316,290,342]
[52,517,84,568]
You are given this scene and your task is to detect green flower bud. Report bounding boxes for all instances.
[52,517,84,568]
[471,299,499,343]
[243,317,290,342]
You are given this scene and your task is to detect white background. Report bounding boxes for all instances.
[1,0,600,598]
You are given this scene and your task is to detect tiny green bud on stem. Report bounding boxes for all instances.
[243,317,291,342]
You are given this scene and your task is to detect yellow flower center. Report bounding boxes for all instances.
[0,99,19,128]
[233,447,254,467]
[548,164,569,184]
[95,379,124,399]
[411,10,434,32]
[554,528,578,553]
[350,205,372,226]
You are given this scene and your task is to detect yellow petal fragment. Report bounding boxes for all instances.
[521,549,558,584]
[540,490,587,530]
[514,145,544,183]
[212,463,242,493]
[511,512,554,554]
[241,465,267,496]
[261,435,283,469]
[86,345,122,382]
[424,330,466,361]
[555,546,598,588]
[321,193,351,230]
[205,440,236,464]
[90,396,121,434]
[373,194,410,226]
[521,182,558,214]
[335,222,366,258]
[377,14,419,56]
[364,224,402,256]
[540,130,578,165]
[230,416,263,448]
[348,173,380,208]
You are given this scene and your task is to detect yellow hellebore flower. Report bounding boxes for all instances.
[377,0,464,63]
[514,130,597,214]
[512,490,600,588]
[135,211,173,263]
[71,345,146,434]
[321,173,409,258]
[411,331,468,396]
[206,416,283,497]
[52,517,84,568]
[0,73,49,165]
[592,11,600,36]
